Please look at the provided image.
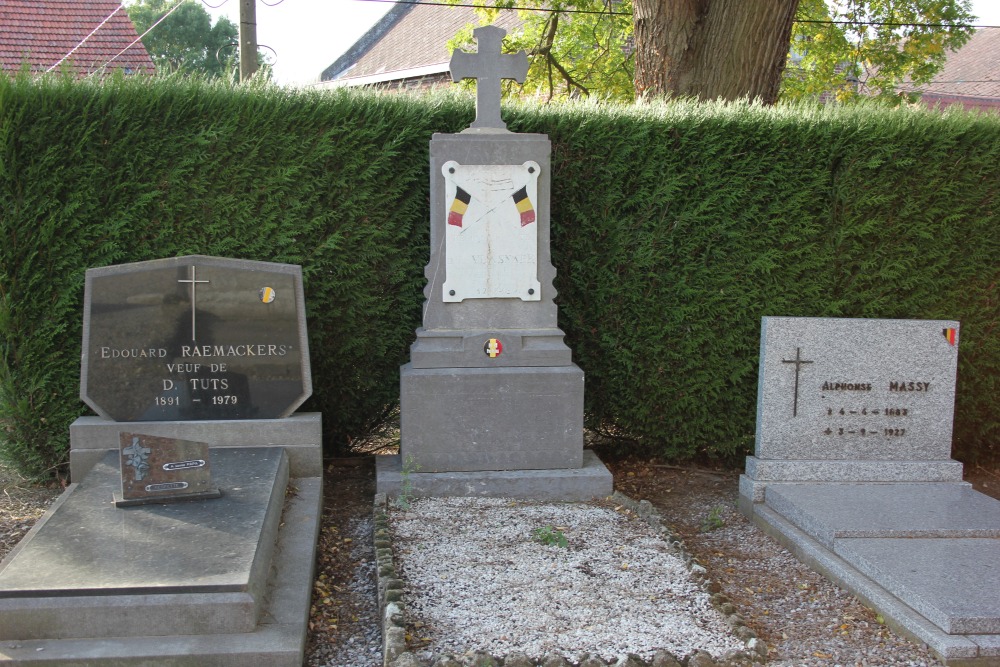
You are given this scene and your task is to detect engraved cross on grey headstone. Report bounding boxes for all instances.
[449,24,529,130]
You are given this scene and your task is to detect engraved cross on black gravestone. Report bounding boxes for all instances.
[449,24,529,130]
[177,265,209,341]
[782,347,813,417]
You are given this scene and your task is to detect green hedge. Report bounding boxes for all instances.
[1,74,997,478]
[534,101,1000,464]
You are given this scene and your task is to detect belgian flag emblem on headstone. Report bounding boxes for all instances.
[512,186,535,227]
[448,187,472,227]
[943,328,957,346]
[484,338,503,358]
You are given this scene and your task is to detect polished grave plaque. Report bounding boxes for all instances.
[116,432,221,506]
[442,161,541,302]
[81,255,311,421]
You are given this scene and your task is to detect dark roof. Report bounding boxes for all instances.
[320,2,521,86]
[0,0,154,76]
[900,27,1000,109]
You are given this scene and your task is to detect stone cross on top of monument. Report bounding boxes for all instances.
[449,24,528,131]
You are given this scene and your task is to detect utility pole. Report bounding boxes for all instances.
[239,0,257,82]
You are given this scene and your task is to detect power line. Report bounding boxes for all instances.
[357,0,630,17]
[353,0,1000,28]
[795,18,997,29]
[89,0,188,78]
[45,5,123,73]
[912,79,1000,84]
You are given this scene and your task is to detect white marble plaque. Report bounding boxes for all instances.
[442,161,541,302]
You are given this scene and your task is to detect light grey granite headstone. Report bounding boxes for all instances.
[740,317,1000,665]
[740,317,963,502]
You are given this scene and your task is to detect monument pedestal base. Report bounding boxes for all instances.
[739,455,966,504]
[376,450,612,501]
[69,412,323,481]
[401,363,585,472]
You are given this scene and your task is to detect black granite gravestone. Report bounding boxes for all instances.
[80,255,311,422]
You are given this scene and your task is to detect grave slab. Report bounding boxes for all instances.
[749,504,984,663]
[0,447,287,639]
[972,634,1000,658]
[834,537,1000,635]
[376,450,612,501]
[0,475,321,667]
[764,482,999,548]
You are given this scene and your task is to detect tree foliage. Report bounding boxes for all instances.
[458,0,976,103]
[124,0,248,78]
[783,0,976,101]
[449,0,635,102]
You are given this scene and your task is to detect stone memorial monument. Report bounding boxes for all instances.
[0,255,322,665]
[377,25,611,499]
[740,317,1000,665]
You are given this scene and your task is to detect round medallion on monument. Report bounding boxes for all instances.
[483,338,503,358]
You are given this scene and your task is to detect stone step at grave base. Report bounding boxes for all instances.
[739,457,966,504]
[743,482,1000,666]
[376,450,613,501]
[69,412,323,481]
[0,447,321,666]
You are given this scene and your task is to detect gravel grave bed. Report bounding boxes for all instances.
[389,496,747,664]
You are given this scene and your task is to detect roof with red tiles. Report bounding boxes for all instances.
[0,0,154,76]
[900,27,1000,109]
[321,3,521,86]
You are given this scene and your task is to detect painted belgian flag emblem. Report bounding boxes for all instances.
[512,186,535,227]
[448,187,472,227]
[484,338,503,358]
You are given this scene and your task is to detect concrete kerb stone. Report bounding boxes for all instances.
[374,491,764,667]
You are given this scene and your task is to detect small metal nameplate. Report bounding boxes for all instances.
[145,481,189,492]
[117,433,221,507]
[163,459,206,471]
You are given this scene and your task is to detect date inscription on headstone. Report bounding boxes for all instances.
[81,255,311,422]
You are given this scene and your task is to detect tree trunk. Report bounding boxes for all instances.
[632,0,800,103]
